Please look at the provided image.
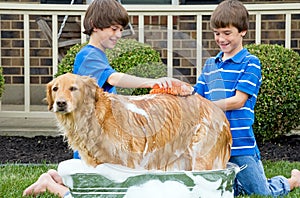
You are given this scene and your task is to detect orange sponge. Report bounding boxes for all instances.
[150,81,194,96]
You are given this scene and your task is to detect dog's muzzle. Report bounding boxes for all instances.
[55,99,68,112]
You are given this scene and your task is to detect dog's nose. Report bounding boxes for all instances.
[56,100,67,108]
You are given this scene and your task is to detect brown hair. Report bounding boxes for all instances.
[210,0,249,33]
[83,0,129,35]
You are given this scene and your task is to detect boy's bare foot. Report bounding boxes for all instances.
[23,172,52,196]
[288,169,300,190]
[23,171,69,197]
[291,169,300,187]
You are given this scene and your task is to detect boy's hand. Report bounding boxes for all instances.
[150,79,194,96]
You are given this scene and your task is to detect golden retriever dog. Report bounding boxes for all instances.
[46,73,232,171]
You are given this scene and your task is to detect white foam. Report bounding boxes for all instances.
[125,180,192,198]
[58,159,151,185]
[127,94,157,100]
[185,171,231,198]
[125,103,149,120]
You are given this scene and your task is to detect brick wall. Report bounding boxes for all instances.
[1,14,82,85]
[1,0,300,104]
[140,12,300,83]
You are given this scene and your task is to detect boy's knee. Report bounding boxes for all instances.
[39,172,52,183]
[47,169,58,175]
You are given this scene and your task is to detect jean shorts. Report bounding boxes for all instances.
[230,154,290,196]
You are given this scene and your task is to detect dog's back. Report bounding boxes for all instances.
[94,87,231,170]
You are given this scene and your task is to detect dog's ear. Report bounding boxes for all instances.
[81,76,104,102]
[81,76,99,100]
[46,80,54,111]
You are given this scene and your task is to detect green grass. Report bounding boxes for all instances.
[1,161,299,197]
[0,163,60,198]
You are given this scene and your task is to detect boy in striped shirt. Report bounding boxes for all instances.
[194,0,300,196]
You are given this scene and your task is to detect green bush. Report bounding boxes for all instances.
[55,42,86,77]
[0,66,5,98]
[105,38,162,73]
[56,39,166,95]
[117,62,167,95]
[245,44,300,141]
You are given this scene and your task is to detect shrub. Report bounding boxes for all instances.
[117,62,167,95]
[105,38,162,73]
[56,39,166,95]
[245,44,300,141]
[0,66,5,98]
[55,42,86,77]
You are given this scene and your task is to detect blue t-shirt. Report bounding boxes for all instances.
[194,48,262,157]
[72,44,117,159]
[73,44,117,93]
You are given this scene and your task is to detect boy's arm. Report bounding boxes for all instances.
[213,90,248,111]
[107,72,184,89]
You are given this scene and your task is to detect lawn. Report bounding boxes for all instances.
[0,161,299,197]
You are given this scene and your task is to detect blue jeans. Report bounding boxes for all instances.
[73,150,80,159]
[230,154,290,197]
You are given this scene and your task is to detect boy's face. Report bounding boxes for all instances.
[92,25,123,51]
[213,25,247,59]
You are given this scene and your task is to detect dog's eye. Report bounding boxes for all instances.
[69,86,78,91]
[52,87,58,92]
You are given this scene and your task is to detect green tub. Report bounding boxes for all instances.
[58,159,240,198]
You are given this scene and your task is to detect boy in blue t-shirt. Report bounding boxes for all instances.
[72,0,186,159]
[194,0,300,196]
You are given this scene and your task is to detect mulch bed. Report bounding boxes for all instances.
[0,136,72,164]
[0,135,299,164]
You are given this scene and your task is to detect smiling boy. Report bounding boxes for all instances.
[193,0,300,196]
[72,0,186,159]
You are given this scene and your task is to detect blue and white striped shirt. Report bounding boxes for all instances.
[194,48,262,157]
